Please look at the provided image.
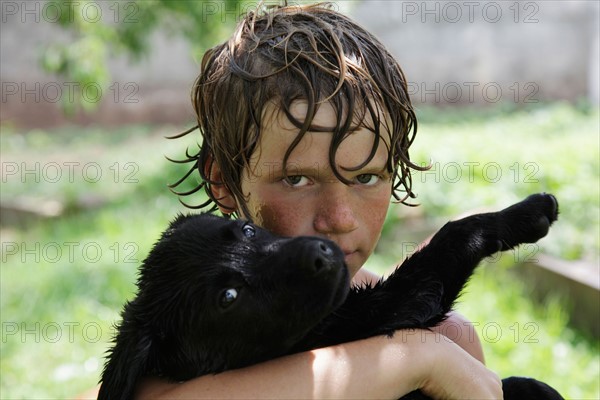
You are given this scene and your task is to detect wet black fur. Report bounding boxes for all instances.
[99,193,564,399]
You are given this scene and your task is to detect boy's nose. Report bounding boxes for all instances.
[313,185,359,235]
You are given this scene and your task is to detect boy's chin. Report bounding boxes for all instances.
[345,252,364,275]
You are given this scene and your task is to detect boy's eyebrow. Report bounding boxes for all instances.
[262,160,389,177]
[260,162,323,177]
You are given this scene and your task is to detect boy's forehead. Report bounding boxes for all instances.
[254,101,391,169]
[262,100,386,128]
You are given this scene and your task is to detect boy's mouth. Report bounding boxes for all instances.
[343,250,358,262]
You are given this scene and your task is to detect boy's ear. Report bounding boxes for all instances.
[205,157,237,214]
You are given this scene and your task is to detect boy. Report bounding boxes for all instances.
[140,3,502,398]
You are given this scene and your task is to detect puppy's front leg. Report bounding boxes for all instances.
[378,193,558,328]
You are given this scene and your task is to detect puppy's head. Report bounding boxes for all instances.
[131,213,349,379]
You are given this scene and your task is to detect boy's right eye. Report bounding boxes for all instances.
[283,175,310,187]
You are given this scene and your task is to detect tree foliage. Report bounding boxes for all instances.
[41,0,250,111]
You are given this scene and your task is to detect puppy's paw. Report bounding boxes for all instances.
[502,376,564,400]
[523,192,559,225]
[497,193,559,249]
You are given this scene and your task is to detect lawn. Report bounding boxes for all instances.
[1,102,598,398]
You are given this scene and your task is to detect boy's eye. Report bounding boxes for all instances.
[355,174,379,185]
[283,175,310,187]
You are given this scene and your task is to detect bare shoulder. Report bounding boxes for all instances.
[433,311,486,364]
[351,268,381,286]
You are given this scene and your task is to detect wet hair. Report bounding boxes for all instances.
[169,2,427,219]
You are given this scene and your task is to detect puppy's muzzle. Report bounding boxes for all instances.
[301,240,338,273]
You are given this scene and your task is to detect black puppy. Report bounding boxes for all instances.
[99,193,564,399]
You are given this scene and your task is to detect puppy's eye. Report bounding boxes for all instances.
[242,224,255,238]
[220,288,238,308]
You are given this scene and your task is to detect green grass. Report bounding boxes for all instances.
[1,103,599,398]
[1,124,200,398]
[411,102,599,262]
[458,261,600,399]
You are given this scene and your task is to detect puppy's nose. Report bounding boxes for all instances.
[309,240,335,272]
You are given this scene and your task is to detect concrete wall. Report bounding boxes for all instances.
[1,1,598,129]
[350,0,599,106]
[0,1,199,128]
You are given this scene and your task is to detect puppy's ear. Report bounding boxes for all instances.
[97,328,153,400]
[205,155,237,214]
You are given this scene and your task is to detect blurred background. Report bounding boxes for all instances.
[1,1,598,398]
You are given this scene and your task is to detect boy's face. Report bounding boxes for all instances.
[236,101,393,277]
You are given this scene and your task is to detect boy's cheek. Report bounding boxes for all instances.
[268,204,316,237]
[245,193,313,237]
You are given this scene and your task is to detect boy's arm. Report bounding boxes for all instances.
[135,330,501,399]
[353,268,486,364]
